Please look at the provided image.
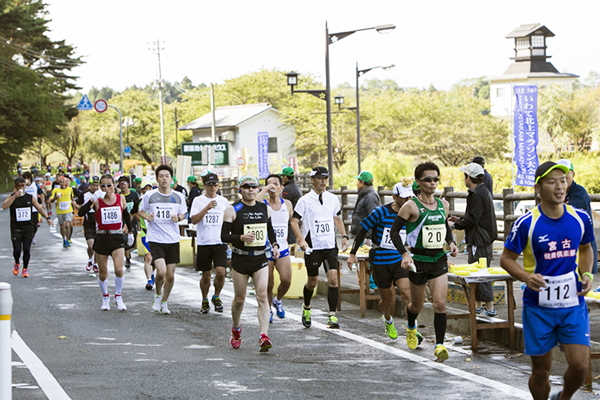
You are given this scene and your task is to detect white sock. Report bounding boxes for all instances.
[114,276,123,296]
[273,297,282,305]
[386,317,393,324]
[98,278,108,296]
[88,256,94,263]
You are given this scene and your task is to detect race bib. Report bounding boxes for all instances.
[58,200,70,211]
[154,205,176,224]
[203,212,221,226]
[244,223,267,247]
[422,224,445,249]
[16,207,31,222]
[101,206,121,225]
[314,219,333,238]
[380,227,405,250]
[273,224,287,241]
[126,202,134,213]
[538,272,579,308]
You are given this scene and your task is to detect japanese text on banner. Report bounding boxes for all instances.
[257,131,269,179]
[513,85,539,187]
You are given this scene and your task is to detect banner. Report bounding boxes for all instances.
[258,131,269,179]
[513,85,539,187]
[180,142,229,166]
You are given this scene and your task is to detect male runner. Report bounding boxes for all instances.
[290,166,349,329]
[190,173,229,314]
[258,174,294,322]
[76,176,100,275]
[349,180,423,343]
[50,176,75,247]
[138,165,187,315]
[118,176,139,268]
[501,161,594,400]
[23,172,45,245]
[3,177,53,278]
[130,179,155,290]
[221,176,279,352]
[390,162,458,361]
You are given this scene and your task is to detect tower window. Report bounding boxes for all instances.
[531,35,545,48]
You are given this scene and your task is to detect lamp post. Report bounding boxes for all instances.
[287,22,395,189]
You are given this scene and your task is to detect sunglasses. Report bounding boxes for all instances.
[419,177,439,183]
[100,184,113,188]
[205,182,219,187]
[241,184,257,190]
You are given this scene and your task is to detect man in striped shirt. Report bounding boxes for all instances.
[348,180,422,343]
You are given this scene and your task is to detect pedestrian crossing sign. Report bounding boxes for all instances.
[78,94,93,111]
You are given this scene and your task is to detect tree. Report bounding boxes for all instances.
[50,113,85,165]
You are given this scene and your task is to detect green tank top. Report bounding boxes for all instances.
[405,197,447,263]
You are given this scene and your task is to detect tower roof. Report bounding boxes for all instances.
[506,24,555,39]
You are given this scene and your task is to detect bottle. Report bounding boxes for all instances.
[226,246,232,259]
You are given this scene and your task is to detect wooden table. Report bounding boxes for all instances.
[585,296,600,387]
[337,254,395,318]
[447,273,516,352]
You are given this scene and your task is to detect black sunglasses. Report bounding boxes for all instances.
[205,182,219,187]
[100,184,113,188]
[419,177,439,183]
[241,184,257,189]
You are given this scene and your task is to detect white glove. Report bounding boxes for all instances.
[92,190,105,202]
[127,233,134,247]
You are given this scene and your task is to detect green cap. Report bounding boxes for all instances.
[354,171,374,183]
[173,177,177,183]
[187,175,197,183]
[412,180,420,191]
[556,159,574,171]
[280,167,295,177]
[133,177,142,184]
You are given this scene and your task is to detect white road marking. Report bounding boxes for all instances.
[11,331,71,400]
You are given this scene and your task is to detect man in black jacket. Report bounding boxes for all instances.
[351,171,381,238]
[449,162,498,316]
[280,167,302,244]
[472,156,493,195]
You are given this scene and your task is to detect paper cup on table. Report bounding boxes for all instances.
[479,257,487,269]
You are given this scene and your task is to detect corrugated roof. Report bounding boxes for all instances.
[179,103,275,130]
[506,24,555,38]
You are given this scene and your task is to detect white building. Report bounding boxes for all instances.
[179,103,296,178]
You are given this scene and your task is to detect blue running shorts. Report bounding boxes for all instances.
[268,248,290,262]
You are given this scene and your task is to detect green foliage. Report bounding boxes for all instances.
[335,151,414,189]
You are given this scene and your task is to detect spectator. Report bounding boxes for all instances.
[350,171,381,239]
[472,156,493,195]
[280,167,302,209]
[172,177,188,198]
[186,175,201,218]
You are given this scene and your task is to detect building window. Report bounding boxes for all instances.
[268,137,278,153]
[496,87,506,98]
[531,35,544,48]
[516,37,529,49]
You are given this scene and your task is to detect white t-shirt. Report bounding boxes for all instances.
[190,194,229,246]
[294,190,340,250]
[139,189,187,244]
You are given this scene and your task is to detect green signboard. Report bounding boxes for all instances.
[181,142,229,166]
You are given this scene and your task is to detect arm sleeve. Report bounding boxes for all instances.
[221,221,243,244]
[77,199,93,217]
[350,227,368,255]
[267,218,277,247]
[123,209,132,232]
[445,219,454,243]
[390,215,409,255]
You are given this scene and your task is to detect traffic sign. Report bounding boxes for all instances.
[236,157,245,166]
[124,146,131,157]
[78,95,93,111]
[94,99,108,113]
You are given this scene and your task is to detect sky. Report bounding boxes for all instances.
[45,0,600,95]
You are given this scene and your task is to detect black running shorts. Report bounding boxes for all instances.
[231,253,267,275]
[93,234,125,256]
[409,254,448,285]
[196,244,228,271]
[305,247,338,277]
[148,241,180,265]
[369,249,408,289]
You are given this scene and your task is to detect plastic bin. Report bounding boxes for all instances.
[273,256,316,298]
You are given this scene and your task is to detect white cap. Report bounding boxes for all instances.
[393,182,414,198]
[460,163,485,178]
[556,159,574,171]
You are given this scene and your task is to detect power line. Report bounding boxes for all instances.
[0,36,82,67]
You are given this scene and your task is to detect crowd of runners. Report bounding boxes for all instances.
[5,158,596,400]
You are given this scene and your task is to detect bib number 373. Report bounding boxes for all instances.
[538,272,579,308]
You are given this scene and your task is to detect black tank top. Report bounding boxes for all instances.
[231,201,268,251]
[10,193,35,231]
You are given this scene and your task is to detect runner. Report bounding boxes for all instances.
[500,161,594,400]
[50,176,75,247]
[258,174,294,323]
[76,176,100,276]
[290,166,350,329]
[138,165,187,315]
[118,176,139,269]
[2,177,53,278]
[77,174,133,311]
[189,173,229,314]
[221,175,279,351]
[390,162,458,361]
[130,179,156,290]
[22,172,45,246]
[348,179,423,343]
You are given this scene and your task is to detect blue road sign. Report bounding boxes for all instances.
[78,94,93,111]
[124,146,131,157]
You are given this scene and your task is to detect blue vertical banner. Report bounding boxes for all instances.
[513,85,539,187]
[257,131,269,179]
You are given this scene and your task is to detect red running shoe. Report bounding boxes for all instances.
[86,262,93,272]
[230,326,241,349]
[259,334,272,352]
[13,263,19,276]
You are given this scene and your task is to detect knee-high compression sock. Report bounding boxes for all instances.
[12,237,22,264]
[434,313,447,344]
[327,287,339,313]
[303,286,313,308]
[98,278,108,296]
[407,308,419,330]
[22,239,32,269]
[114,276,124,296]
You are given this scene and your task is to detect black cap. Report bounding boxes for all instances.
[535,161,570,184]
[117,175,129,183]
[202,173,219,184]
[472,156,485,167]
[91,176,100,183]
[14,177,25,185]
[310,166,329,178]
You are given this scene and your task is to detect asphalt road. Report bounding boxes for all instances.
[1,193,598,400]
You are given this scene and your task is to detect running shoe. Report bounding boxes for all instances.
[258,334,272,352]
[63,239,68,248]
[269,310,273,323]
[383,317,398,339]
[86,261,93,272]
[406,326,418,350]
[93,264,99,273]
[22,269,28,278]
[201,300,210,314]
[32,237,36,245]
[160,302,170,315]
[68,239,72,244]
[327,315,340,329]
[65,240,71,248]
[150,274,155,286]
[273,298,285,318]
[145,280,153,290]
[125,258,131,269]
[13,263,19,276]
[434,344,449,361]
[152,295,162,312]
[475,307,486,316]
[301,306,311,328]
[230,326,241,349]
[549,391,562,400]
[101,295,110,311]
[211,296,223,312]
[115,295,127,311]
[487,309,497,317]
[416,332,424,346]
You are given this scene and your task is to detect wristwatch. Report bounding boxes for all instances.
[342,235,350,240]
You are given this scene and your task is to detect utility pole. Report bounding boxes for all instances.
[210,83,216,142]
[152,39,166,165]
[175,107,179,155]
